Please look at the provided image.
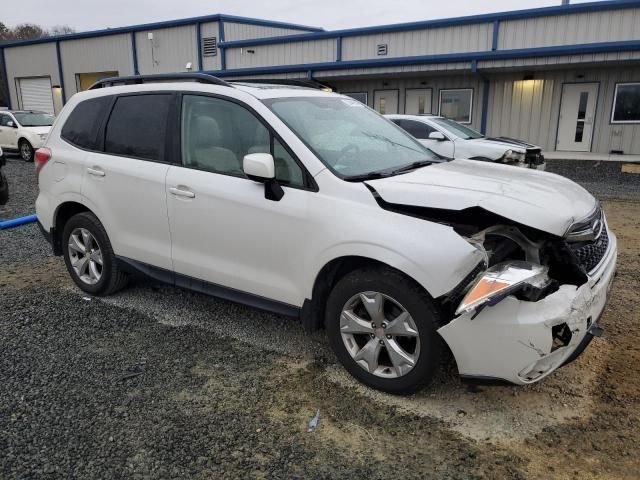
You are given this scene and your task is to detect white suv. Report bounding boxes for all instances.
[35,74,617,394]
[0,110,54,162]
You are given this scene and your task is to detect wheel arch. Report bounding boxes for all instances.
[51,201,96,255]
[301,254,435,333]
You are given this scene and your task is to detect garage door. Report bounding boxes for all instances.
[18,77,55,114]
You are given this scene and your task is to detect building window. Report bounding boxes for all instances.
[439,88,473,124]
[611,82,640,124]
[343,92,368,105]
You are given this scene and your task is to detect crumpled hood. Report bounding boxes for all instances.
[365,159,596,236]
[478,136,541,151]
[22,126,51,135]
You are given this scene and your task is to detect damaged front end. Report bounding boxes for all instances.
[435,207,617,385]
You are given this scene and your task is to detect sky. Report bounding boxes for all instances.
[3,0,602,32]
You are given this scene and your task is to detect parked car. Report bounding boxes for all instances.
[0,110,55,162]
[387,114,545,169]
[0,147,7,205]
[35,75,616,394]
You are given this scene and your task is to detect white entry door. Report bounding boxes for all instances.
[374,90,399,114]
[405,88,432,115]
[18,77,55,114]
[557,83,599,152]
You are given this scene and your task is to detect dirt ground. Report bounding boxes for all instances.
[1,199,639,479]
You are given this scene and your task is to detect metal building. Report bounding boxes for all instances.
[2,1,640,156]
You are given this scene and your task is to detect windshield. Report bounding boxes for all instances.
[13,112,55,127]
[264,96,438,178]
[431,117,483,140]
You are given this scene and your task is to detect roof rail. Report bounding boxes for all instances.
[89,73,233,90]
[230,78,331,90]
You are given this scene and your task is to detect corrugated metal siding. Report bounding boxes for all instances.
[316,62,471,78]
[328,74,483,129]
[486,66,640,154]
[135,25,198,74]
[341,23,492,61]
[200,22,221,71]
[60,34,134,97]
[4,43,59,110]
[223,22,314,41]
[225,39,336,69]
[478,51,640,70]
[499,8,640,50]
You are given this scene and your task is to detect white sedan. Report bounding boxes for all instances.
[0,110,54,162]
[387,114,545,169]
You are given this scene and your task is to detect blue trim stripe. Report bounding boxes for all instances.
[218,0,640,48]
[492,20,500,51]
[208,39,640,77]
[196,22,203,71]
[131,32,139,75]
[0,48,10,108]
[55,41,66,103]
[0,13,322,48]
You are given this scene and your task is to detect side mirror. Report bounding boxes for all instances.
[243,153,275,180]
[243,153,284,202]
[6,121,16,128]
[428,131,446,141]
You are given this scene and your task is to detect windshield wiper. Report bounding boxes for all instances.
[343,171,393,182]
[390,159,434,175]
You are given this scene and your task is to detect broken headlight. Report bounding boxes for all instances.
[455,261,551,316]
[503,149,525,163]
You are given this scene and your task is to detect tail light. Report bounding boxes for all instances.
[35,148,52,178]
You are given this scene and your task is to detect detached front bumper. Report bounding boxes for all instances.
[438,230,617,385]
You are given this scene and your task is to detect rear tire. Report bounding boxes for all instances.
[326,267,443,394]
[19,140,34,162]
[62,212,128,296]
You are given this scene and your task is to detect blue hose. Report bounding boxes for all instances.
[0,214,38,230]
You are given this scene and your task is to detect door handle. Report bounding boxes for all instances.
[87,167,105,177]
[169,187,195,198]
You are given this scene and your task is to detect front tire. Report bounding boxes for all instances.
[326,267,443,394]
[62,212,128,296]
[19,140,34,162]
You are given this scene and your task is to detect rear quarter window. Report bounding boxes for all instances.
[61,96,112,150]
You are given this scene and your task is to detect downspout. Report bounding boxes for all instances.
[0,48,11,109]
[55,41,66,104]
[218,19,226,71]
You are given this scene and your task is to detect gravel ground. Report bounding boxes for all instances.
[545,159,640,200]
[0,155,52,263]
[1,156,639,479]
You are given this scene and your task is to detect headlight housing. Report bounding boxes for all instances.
[455,261,550,316]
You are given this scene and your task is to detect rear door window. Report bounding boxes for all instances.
[105,94,172,161]
[61,96,112,150]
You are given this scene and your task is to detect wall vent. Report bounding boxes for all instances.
[202,37,217,57]
[377,44,388,56]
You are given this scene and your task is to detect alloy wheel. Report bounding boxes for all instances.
[340,291,420,378]
[20,142,32,161]
[68,228,103,285]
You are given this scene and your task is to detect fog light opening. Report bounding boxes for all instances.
[551,323,572,352]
